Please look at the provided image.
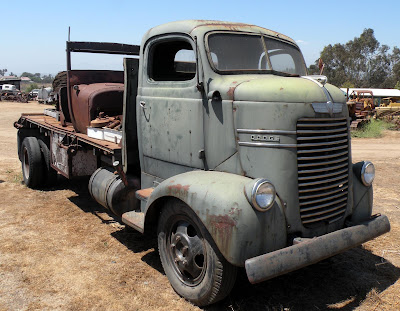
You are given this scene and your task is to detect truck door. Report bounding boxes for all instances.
[137,35,204,183]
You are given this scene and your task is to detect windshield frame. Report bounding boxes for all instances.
[204,31,307,77]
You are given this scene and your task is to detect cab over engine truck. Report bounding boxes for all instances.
[15,20,390,306]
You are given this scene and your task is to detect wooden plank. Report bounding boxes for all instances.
[21,114,121,153]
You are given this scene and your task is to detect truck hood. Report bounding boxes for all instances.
[208,75,346,104]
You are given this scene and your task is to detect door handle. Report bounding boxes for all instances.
[139,101,147,109]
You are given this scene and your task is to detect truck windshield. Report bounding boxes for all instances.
[207,33,306,76]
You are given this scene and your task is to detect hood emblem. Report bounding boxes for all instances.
[312,102,343,116]
[326,101,334,116]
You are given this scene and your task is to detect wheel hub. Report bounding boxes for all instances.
[168,220,206,285]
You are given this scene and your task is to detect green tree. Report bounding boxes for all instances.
[25,83,39,93]
[41,74,54,83]
[391,47,400,83]
[307,64,320,75]
[341,81,355,88]
[315,29,399,88]
[395,81,400,90]
[0,69,7,76]
[21,72,42,83]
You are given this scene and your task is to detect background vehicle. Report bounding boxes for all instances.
[37,87,55,104]
[29,88,39,100]
[1,84,28,102]
[14,20,390,306]
[375,96,400,118]
[1,84,17,92]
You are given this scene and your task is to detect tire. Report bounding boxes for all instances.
[21,137,44,188]
[157,200,237,306]
[38,139,58,186]
[17,129,37,161]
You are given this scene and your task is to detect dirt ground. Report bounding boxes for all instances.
[0,101,399,311]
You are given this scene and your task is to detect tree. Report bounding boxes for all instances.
[395,81,400,90]
[341,81,355,88]
[25,83,39,93]
[41,74,54,83]
[0,69,7,76]
[21,72,43,83]
[307,64,320,75]
[315,29,399,88]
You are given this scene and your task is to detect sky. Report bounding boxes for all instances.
[1,0,399,76]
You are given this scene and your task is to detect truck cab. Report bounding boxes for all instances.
[15,20,390,307]
[1,84,17,92]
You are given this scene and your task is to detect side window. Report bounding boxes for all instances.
[149,40,196,81]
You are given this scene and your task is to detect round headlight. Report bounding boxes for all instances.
[361,161,375,186]
[251,179,276,212]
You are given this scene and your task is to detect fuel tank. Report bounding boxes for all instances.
[88,167,139,216]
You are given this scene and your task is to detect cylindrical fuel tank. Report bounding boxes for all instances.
[88,167,139,216]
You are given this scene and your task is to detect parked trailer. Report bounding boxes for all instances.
[14,20,390,306]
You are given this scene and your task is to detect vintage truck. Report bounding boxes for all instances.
[14,20,390,306]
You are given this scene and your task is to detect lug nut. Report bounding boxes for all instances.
[182,246,188,254]
[182,260,188,266]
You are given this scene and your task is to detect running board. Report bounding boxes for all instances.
[135,188,154,202]
[122,211,145,233]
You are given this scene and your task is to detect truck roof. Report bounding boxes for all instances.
[142,20,296,46]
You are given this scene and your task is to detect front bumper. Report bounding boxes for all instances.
[245,215,390,284]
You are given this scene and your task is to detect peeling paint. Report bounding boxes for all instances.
[227,87,235,100]
[167,183,191,199]
[209,214,236,229]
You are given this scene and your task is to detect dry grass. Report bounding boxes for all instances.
[0,101,399,310]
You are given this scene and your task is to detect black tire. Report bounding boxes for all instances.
[157,200,237,306]
[21,137,44,188]
[17,129,37,161]
[38,139,58,186]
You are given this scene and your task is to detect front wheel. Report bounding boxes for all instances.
[157,200,237,306]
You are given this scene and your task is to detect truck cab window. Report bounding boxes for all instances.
[208,33,306,76]
[149,40,196,81]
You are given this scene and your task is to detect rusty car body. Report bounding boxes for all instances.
[15,20,390,306]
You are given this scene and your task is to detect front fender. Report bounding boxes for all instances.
[145,171,287,266]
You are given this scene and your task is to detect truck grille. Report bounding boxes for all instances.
[297,118,350,226]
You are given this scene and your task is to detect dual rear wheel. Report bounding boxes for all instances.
[20,135,57,188]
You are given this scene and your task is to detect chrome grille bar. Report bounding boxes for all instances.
[297,118,350,226]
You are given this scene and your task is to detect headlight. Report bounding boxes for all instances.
[248,179,276,212]
[361,161,375,186]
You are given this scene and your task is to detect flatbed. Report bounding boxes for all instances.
[17,113,121,154]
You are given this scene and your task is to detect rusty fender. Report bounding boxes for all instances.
[145,170,287,266]
[245,214,390,284]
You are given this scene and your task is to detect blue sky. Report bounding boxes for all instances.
[1,0,399,76]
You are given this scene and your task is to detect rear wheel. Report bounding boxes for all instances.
[21,137,44,188]
[157,200,237,306]
[38,139,57,186]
